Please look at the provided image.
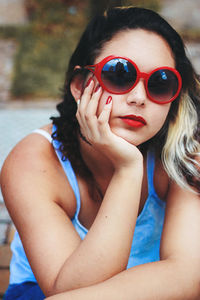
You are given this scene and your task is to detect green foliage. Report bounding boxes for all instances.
[11,30,75,98]
[1,0,87,99]
[0,26,27,39]
[181,28,200,42]
[122,0,160,11]
[88,0,160,17]
[25,0,86,35]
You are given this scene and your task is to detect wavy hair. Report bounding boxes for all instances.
[162,86,200,192]
[51,6,200,193]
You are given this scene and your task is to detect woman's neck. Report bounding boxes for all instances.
[79,138,115,191]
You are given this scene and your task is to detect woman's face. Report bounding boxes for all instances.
[93,29,176,146]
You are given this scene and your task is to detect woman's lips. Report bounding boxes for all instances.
[120,115,147,128]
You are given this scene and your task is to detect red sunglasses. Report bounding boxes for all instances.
[85,55,182,104]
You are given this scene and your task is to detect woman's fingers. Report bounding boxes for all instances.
[78,77,94,112]
[97,96,113,137]
[76,77,103,143]
[84,85,103,137]
[76,77,94,136]
[86,84,102,119]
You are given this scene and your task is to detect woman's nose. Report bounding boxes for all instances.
[126,80,147,106]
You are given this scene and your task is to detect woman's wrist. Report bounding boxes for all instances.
[113,160,144,182]
[113,154,144,175]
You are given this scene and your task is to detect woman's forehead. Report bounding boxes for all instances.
[96,29,175,70]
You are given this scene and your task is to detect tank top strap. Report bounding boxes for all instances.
[52,124,81,218]
[147,149,156,196]
[32,128,52,143]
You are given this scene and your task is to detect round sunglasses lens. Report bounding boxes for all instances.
[148,69,179,102]
[101,58,137,93]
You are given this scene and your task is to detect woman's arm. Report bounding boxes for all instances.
[46,260,200,300]
[46,181,200,300]
[52,164,143,292]
[0,129,143,296]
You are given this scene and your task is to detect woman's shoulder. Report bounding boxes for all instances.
[0,124,77,219]
[2,123,55,172]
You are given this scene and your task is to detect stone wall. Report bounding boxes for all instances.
[161,0,200,31]
[161,0,200,74]
[0,0,27,25]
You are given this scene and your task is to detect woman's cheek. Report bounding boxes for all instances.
[157,104,171,127]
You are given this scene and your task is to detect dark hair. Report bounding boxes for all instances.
[51,6,199,186]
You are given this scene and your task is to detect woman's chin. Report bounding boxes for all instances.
[110,128,144,147]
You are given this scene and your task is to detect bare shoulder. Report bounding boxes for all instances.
[0,124,76,219]
[1,124,56,188]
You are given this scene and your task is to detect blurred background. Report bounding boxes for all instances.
[0,0,200,298]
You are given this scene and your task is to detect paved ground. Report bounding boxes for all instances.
[0,101,58,169]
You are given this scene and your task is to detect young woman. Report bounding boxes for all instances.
[1,6,200,300]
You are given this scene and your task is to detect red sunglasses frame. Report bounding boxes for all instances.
[85,55,182,104]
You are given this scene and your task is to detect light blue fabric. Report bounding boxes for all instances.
[9,127,166,284]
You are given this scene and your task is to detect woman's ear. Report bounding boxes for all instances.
[70,66,85,103]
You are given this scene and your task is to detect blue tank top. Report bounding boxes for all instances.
[9,128,166,284]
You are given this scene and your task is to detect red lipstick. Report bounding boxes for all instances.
[120,115,146,128]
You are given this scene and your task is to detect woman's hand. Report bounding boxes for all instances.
[76,78,143,170]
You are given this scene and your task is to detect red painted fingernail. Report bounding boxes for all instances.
[94,84,101,92]
[85,77,93,87]
[106,96,112,104]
